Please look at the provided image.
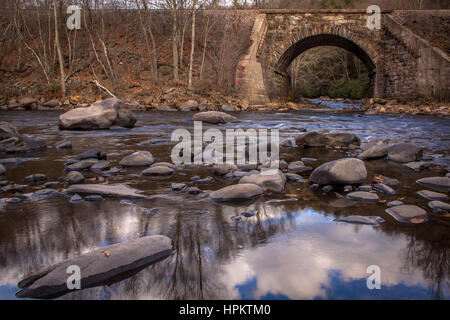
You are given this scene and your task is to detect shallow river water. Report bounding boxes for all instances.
[0,110,449,300]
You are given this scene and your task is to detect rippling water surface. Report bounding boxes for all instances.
[0,110,449,300]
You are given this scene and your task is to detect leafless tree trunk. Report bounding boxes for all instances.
[188,0,198,88]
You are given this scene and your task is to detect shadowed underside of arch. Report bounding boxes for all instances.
[273,34,377,99]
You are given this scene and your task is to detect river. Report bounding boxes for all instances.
[0,110,449,299]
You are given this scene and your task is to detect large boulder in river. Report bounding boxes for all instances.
[310,158,367,185]
[387,143,422,163]
[119,151,155,167]
[16,235,173,299]
[239,170,286,193]
[209,184,263,202]
[192,111,238,124]
[58,98,137,130]
[0,121,47,154]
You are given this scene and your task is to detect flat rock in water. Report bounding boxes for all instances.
[310,158,367,185]
[386,205,428,223]
[84,195,104,202]
[373,183,395,195]
[150,162,175,168]
[65,159,98,172]
[285,173,303,182]
[417,190,448,201]
[212,164,237,176]
[23,173,48,183]
[119,151,155,167]
[209,184,263,202]
[239,170,286,193]
[142,166,174,176]
[387,200,404,207]
[16,235,173,299]
[346,191,380,203]
[428,201,450,214]
[192,111,238,124]
[334,215,384,226]
[67,184,150,199]
[416,177,450,192]
[404,161,434,171]
[55,139,72,149]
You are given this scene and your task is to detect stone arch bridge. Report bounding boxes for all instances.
[235,9,450,104]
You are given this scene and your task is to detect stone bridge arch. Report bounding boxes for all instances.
[236,10,450,104]
[273,33,378,100]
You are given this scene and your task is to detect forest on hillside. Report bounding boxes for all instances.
[0,0,448,104]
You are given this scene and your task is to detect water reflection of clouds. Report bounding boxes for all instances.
[221,209,431,300]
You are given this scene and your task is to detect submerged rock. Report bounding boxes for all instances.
[346,191,380,203]
[416,176,450,192]
[192,111,238,124]
[334,215,384,226]
[387,143,422,163]
[16,235,173,299]
[67,184,150,199]
[90,160,111,172]
[84,195,104,202]
[58,98,137,130]
[310,158,367,185]
[119,151,155,167]
[239,170,286,193]
[209,184,263,202]
[417,190,448,201]
[386,205,428,223]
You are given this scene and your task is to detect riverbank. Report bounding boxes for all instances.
[1,88,449,117]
